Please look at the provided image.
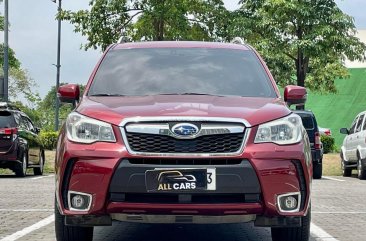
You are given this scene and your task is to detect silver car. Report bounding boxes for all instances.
[340,111,366,179]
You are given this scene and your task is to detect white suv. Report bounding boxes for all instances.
[340,111,366,179]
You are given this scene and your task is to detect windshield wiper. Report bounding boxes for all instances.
[89,93,126,97]
[158,93,224,97]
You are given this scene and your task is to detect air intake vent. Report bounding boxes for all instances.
[126,215,143,221]
[175,216,193,223]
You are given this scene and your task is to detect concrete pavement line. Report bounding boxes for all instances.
[311,222,339,241]
[30,174,54,180]
[0,209,53,212]
[322,176,345,182]
[0,214,54,241]
[313,211,366,214]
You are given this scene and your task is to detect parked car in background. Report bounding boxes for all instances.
[294,110,323,179]
[340,111,366,180]
[55,40,312,241]
[0,102,45,177]
[319,127,332,136]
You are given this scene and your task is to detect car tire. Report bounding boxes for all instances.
[271,207,311,241]
[15,153,27,177]
[341,152,352,177]
[55,200,94,241]
[357,154,366,180]
[34,151,45,176]
[313,161,322,179]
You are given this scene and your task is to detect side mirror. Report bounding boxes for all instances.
[35,127,41,134]
[340,128,349,135]
[58,84,80,107]
[284,85,307,107]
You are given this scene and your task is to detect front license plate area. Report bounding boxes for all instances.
[146,168,216,192]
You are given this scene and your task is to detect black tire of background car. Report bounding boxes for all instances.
[33,151,45,176]
[357,154,366,180]
[341,152,352,177]
[271,206,311,241]
[313,162,322,179]
[55,200,94,241]
[14,153,27,177]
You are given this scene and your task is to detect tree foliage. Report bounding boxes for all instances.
[1,11,40,103]
[59,0,230,50]
[38,84,85,131]
[233,0,366,92]
[0,15,3,31]
[0,44,21,69]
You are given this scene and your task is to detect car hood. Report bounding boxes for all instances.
[76,95,291,127]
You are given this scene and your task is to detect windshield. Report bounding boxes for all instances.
[297,113,315,130]
[88,48,276,97]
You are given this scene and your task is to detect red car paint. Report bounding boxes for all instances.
[56,41,312,230]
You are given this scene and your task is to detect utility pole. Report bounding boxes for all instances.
[3,0,9,102]
[53,0,62,131]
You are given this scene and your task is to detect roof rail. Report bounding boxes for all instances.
[0,102,21,111]
[231,37,245,45]
[117,36,128,44]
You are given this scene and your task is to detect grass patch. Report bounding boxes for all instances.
[323,153,342,176]
[44,150,55,174]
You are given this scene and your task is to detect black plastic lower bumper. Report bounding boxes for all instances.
[109,159,261,204]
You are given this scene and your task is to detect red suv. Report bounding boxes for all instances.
[55,40,312,241]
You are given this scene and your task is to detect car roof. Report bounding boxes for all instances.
[0,109,31,120]
[112,41,251,51]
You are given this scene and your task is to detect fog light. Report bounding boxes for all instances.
[68,191,92,211]
[283,196,297,209]
[72,195,85,208]
[277,193,300,213]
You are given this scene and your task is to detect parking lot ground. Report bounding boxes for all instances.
[1,174,365,241]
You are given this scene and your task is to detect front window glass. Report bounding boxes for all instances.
[297,114,314,129]
[356,114,365,133]
[89,48,276,98]
[350,116,359,134]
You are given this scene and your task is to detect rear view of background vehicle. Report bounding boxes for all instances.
[0,102,45,177]
[319,127,332,136]
[340,110,366,179]
[55,40,312,241]
[294,110,323,179]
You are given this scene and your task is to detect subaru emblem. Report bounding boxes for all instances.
[171,123,199,137]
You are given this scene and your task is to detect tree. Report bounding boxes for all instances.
[0,15,3,30]
[0,9,39,103]
[233,0,366,93]
[59,0,230,51]
[0,44,21,69]
[38,84,85,131]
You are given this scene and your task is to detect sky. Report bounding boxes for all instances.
[1,0,366,98]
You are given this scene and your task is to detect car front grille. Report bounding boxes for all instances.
[126,132,244,154]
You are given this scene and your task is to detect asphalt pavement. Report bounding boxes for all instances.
[0,174,365,241]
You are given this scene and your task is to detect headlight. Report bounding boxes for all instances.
[254,114,303,145]
[66,112,116,144]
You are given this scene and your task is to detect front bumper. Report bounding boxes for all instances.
[55,126,312,225]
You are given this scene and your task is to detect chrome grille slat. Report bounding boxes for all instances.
[120,117,250,157]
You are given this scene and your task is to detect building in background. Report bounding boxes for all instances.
[345,30,366,68]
